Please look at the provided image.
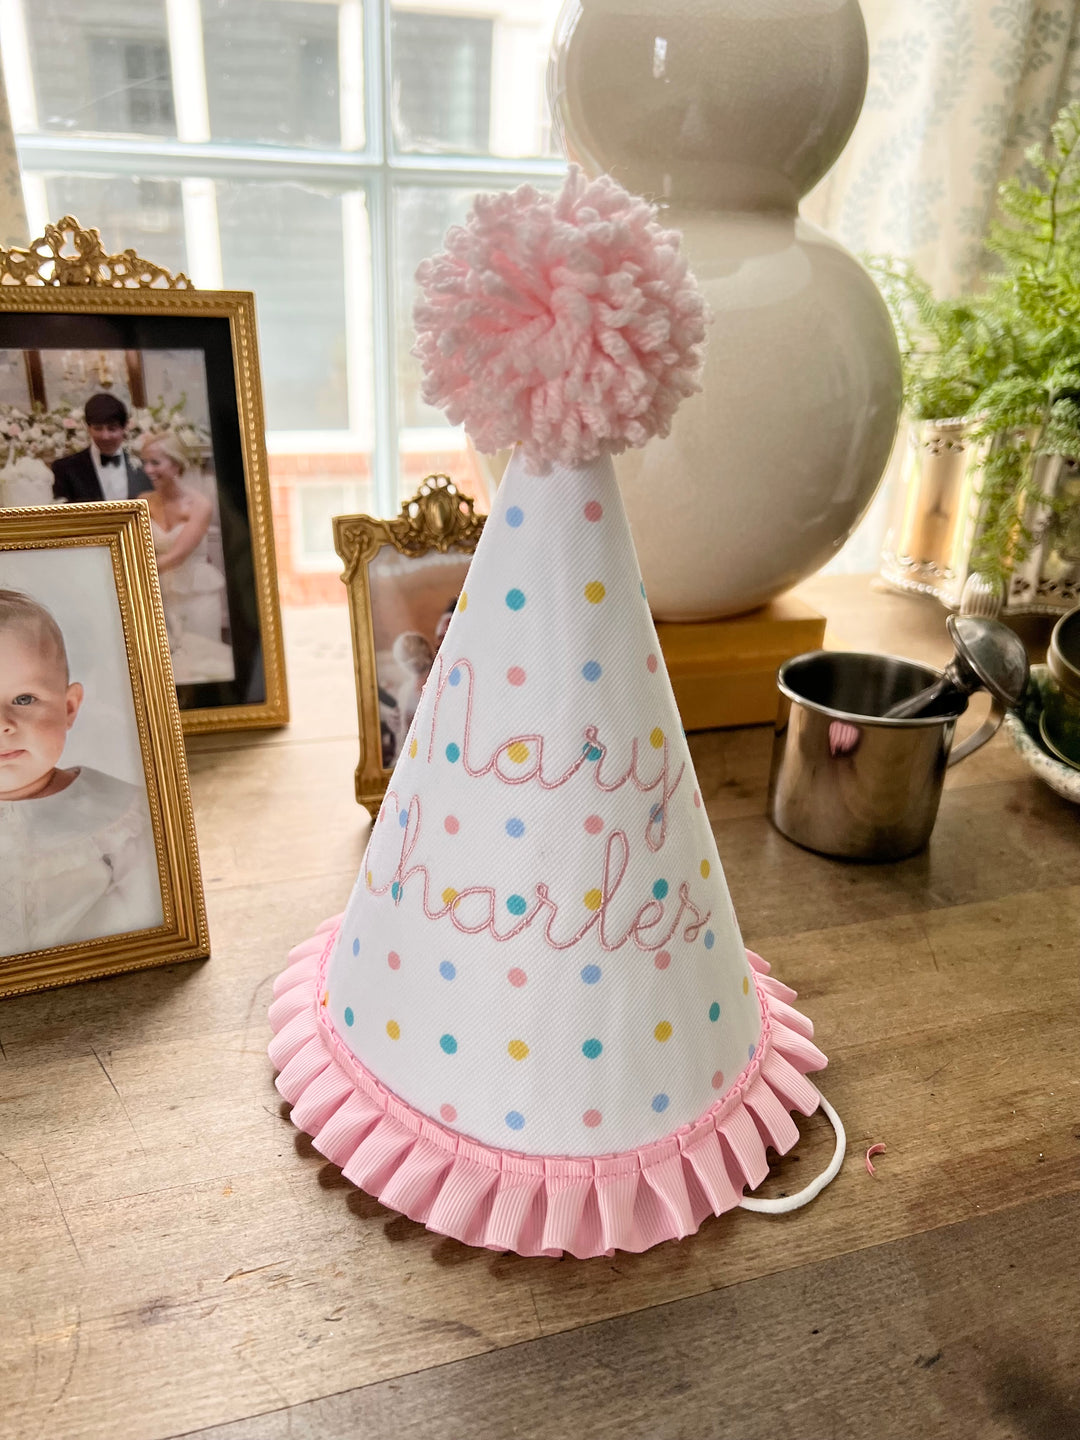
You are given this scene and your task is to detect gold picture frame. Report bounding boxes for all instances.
[0,216,288,734]
[0,501,209,998]
[334,475,485,811]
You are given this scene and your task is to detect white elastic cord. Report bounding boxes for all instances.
[738,1085,846,1214]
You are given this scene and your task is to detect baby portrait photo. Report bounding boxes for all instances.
[0,543,164,960]
[368,544,473,769]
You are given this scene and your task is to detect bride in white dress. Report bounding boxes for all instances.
[141,431,235,685]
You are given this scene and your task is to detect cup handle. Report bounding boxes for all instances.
[947,698,1004,767]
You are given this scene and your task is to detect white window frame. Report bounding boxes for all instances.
[9,0,566,517]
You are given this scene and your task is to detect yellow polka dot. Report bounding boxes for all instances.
[650,727,664,749]
[584,581,606,605]
[366,869,373,888]
[700,859,710,879]
[507,742,529,764]
[409,738,418,758]
[442,887,457,906]
[386,1020,401,1040]
[458,591,468,611]
[507,1039,529,1061]
[583,888,603,911]
[654,1021,673,1043]
[742,977,750,995]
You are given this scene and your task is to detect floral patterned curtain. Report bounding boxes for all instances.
[808,0,1080,569]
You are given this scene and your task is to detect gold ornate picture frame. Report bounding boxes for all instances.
[0,217,288,734]
[334,475,485,811]
[0,501,209,997]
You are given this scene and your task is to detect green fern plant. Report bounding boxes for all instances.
[869,101,1080,588]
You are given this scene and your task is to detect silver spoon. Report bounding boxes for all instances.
[884,615,1029,720]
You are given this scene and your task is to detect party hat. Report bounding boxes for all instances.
[270,169,841,1257]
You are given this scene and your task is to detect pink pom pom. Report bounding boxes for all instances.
[413,166,707,471]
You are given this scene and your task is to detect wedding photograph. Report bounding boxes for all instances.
[0,291,287,732]
[367,543,472,768]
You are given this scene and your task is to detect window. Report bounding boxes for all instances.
[7,0,566,597]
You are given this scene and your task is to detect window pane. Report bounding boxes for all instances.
[43,176,188,276]
[390,0,564,158]
[216,180,353,431]
[26,0,175,138]
[202,0,356,149]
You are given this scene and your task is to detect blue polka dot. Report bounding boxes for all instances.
[650,804,664,824]
[439,961,456,981]
[704,930,715,949]
[709,1001,721,1022]
[582,1038,603,1059]
[448,667,462,686]
[440,1033,458,1055]
[391,882,401,901]
[652,879,669,900]
[343,1007,354,1026]
[352,937,360,956]
[505,588,526,611]
[445,742,461,763]
[506,1110,525,1131]
[749,1044,756,1061]
[582,743,602,762]
[652,1093,670,1113]
[580,964,601,985]
[582,660,602,682]
[506,506,524,528]
[398,808,408,827]
[506,894,527,916]
[505,817,525,838]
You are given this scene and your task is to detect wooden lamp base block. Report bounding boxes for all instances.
[655,593,826,731]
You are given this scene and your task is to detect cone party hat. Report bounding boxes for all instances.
[270,169,836,1257]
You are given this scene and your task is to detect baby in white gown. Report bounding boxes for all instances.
[0,590,164,957]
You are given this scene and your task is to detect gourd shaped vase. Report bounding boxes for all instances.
[550,0,903,619]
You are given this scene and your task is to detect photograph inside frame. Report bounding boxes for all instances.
[0,543,165,961]
[0,313,265,712]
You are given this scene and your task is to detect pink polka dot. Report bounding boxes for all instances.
[584,500,603,522]
[507,666,526,686]
[583,1109,602,1127]
[444,815,460,834]
[440,1104,457,1123]
[507,967,527,987]
[711,1070,725,1090]
[387,951,401,970]
[646,653,658,673]
[584,814,603,835]
[693,790,702,808]
[655,950,671,970]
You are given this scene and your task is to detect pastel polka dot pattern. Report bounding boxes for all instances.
[584,580,606,604]
[505,817,525,838]
[700,859,711,879]
[352,937,360,956]
[654,1021,673,1043]
[649,727,664,749]
[507,1039,529,1061]
[343,1007,354,1026]
[584,814,603,834]
[712,1071,725,1090]
[440,1104,457,1123]
[507,968,527,987]
[391,882,401,900]
[506,666,526,686]
[398,808,408,827]
[583,1109,602,1127]
[506,588,526,611]
[440,1033,458,1054]
[387,951,401,970]
[445,743,461,763]
[709,1002,721,1022]
[409,738,418,758]
[646,653,658,673]
[743,976,750,995]
[655,951,671,970]
[580,964,601,984]
[458,590,467,611]
[652,1094,670,1113]
[506,506,524,527]
[442,887,457,905]
[444,815,459,834]
[582,1038,603,1059]
[506,894,528,916]
[582,660,602,682]
[583,888,603,911]
[440,961,456,981]
[506,1111,525,1131]
[507,742,529,764]
[705,930,716,949]
[386,1020,401,1040]
[449,667,462,686]
[584,500,603,521]
[652,879,669,900]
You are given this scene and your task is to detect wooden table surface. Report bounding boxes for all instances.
[1,575,1077,1440]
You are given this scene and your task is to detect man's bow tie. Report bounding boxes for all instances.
[100,453,122,467]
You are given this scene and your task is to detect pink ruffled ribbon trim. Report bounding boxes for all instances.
[268,918,827,1258]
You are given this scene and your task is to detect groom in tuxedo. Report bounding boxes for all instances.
[51,393,150,502]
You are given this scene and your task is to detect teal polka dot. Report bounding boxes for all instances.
[505,817,525,838]
[652,879,669,900]
[582,660,602,682]
[506,588,526,611]
[440,1033,458,1055]
[704,930,715,949]
[582,1038,603,1059]
[343,1007,354,1026]
[582,743,602,762]
[709,1001,721,1022]
[445,742,461,763]
[580,965,601,985]
[439,961,456,981]
[351,937,359,956]
[652,1093,669,1113]
[506,894,527,916]
[391,881,401,900]
[506,506,524,527]
[506,1110,525,1131]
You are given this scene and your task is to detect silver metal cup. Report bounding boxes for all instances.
[767,650,1005,861]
